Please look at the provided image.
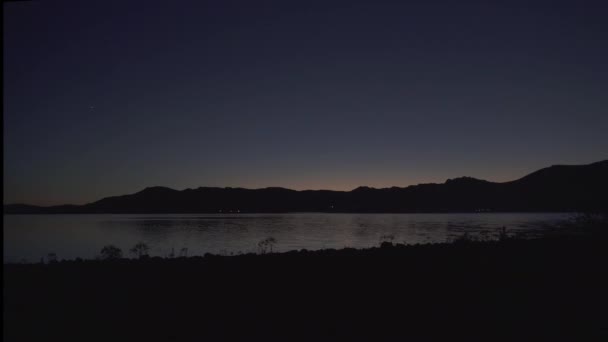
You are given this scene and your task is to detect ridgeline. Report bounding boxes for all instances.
[5,160,607,214]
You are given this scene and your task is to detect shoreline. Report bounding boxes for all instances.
[1,231,586,265]
[3,210,582,215]
[5,231,607,341]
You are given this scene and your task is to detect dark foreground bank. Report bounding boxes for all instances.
[4,235,608,341]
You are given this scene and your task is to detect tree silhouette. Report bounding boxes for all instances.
[453,232,475,244]
[180,247,188,257]
[130,242,150,258]
[498,226,510,242]
[258,237,277,254]
[100,245,123,260]
[379,234,395,245]
[47,252,58,263]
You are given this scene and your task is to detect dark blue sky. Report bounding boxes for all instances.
[4,0,608,205]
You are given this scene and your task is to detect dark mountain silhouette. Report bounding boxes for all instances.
[5,160,607,214]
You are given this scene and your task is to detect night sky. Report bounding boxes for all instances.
[4,0,608,205]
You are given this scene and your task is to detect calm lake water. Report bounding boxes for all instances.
[4,213,574,263]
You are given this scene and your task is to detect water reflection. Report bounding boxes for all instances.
[4,213,573,262]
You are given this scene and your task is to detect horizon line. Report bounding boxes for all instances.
[5,159,607,207]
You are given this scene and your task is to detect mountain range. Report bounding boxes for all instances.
[4,160,607,214]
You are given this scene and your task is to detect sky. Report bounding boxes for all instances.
[4,0,608,205]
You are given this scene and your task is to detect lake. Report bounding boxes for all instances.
[3,213,574,263]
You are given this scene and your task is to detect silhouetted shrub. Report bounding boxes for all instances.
[379,234,395,245]
[497,226,510,242]
[258,237,277,254]
[452,232,476,244]
[380,241,394,248]
[100,245,123,260]
[573,212,608,234]
[130,242,150,258]
[47,252,58,263]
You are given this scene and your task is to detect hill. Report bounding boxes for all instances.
[4,160,607,213]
